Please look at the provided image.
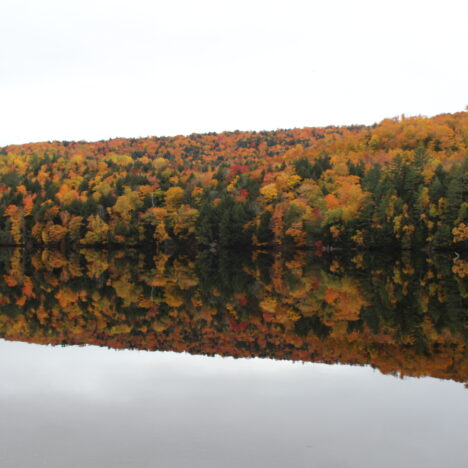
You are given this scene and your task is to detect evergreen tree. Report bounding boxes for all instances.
[196,201,220,246]
[429,176,444,203]
[256,211,274,246]
[446,169,464,224]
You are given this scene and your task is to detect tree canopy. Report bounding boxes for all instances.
[1,111,467,250]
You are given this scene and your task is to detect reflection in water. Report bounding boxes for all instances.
[1,340,467,468]
[0,248,466,383]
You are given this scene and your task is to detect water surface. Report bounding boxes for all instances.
[1,340,467,468]
[0,249,466,467]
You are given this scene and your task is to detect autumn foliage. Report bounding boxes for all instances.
[0,111,467,250]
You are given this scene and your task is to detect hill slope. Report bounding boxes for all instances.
[1,112,467,249]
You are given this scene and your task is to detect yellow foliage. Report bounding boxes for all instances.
[452,223,468,243]
[171,205,199,238]
[113,274,142,306]
[68,216,83,241]
[287,174,302,189]
[260,297,277,313]
[165,287,184,308]
[165,186,185,208]
[452,258,468,278]
[114,190,142,219]
[330,226,341,239]
[260,183,278,201]
[104,153,133,166]
[109,324,132,335]
[4,205,23,244]
[56,184,80,205]
[352,230,364,246]
[80,215,110,245]
[153,157,169,171]
[42,224,67,244]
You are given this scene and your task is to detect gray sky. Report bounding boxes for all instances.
[1,0,467,146]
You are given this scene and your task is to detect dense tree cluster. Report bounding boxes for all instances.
[0,249,466,383]
[0,111,467,249]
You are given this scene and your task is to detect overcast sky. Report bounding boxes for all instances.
[1,0,467,146]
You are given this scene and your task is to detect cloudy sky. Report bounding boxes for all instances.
[1,0,467,146]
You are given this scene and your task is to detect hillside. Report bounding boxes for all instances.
[1,111,467,250]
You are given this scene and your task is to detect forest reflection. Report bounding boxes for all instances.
[0,248,466,384]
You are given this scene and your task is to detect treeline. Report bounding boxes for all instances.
[0,111,467,249]
[0,249,466,383]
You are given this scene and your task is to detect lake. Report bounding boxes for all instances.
[0,248,466,467]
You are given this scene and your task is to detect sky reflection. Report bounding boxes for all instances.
[0,339,466,468]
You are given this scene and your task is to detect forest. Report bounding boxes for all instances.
[0,249,466,383]
[0,111,467,250]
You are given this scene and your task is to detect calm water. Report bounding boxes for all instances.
[0,249,466,467]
